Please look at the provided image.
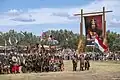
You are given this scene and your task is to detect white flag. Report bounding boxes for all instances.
[15,38,18,44]
[5,40,7,46]
[21,31,25,36]
[9,37,12,45]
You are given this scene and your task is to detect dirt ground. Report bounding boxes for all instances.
[0,60,120,80]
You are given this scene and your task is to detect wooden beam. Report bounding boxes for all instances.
[103,7,106,38]
[74,10,112,16]
[104,21,106,37]
[80,9,83,38]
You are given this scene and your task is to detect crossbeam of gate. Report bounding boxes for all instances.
[74,10,112,16]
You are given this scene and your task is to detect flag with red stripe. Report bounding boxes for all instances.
[95,36,108,52]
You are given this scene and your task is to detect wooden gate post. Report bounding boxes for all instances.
[80,9,83,38]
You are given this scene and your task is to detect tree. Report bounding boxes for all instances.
[43,29,80,49]
[0,29,119,51]
[107,31,117,51]
[112,37,120,51]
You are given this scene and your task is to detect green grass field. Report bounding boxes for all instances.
[0,60,120,80]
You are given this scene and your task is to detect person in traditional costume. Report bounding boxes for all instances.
[72,53,78,71]
[79,54,84,71]
[84,54,90,70]
[11,54,19,73]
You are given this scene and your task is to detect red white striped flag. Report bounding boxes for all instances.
[95,36,108,53]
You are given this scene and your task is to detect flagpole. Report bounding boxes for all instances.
[93,43,95,54]
[15,37,18,53]
[40,30,44,44]
[5,40,7,55]
[9,37,12,51]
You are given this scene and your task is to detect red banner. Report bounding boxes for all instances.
[84,15,103,46]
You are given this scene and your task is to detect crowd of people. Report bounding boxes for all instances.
[0,46,120,74]
[0,50,64,74]
[71,51,120,71]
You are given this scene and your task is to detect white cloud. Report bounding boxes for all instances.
[110,18,120,24]
[8,9,22,13]
[0,0,120,27]
[0,8,75,26]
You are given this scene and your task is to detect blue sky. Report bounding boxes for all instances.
[0,0,94,11]
[0,0,120,36]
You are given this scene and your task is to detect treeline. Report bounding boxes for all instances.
[0,29,120,52]
[0,30,40,46]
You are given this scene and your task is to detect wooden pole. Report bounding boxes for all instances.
[104,21,106,37]
[103,7,106,38]
[80,9,83,38]
[103,7,109,53]
[77,9,84,54]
